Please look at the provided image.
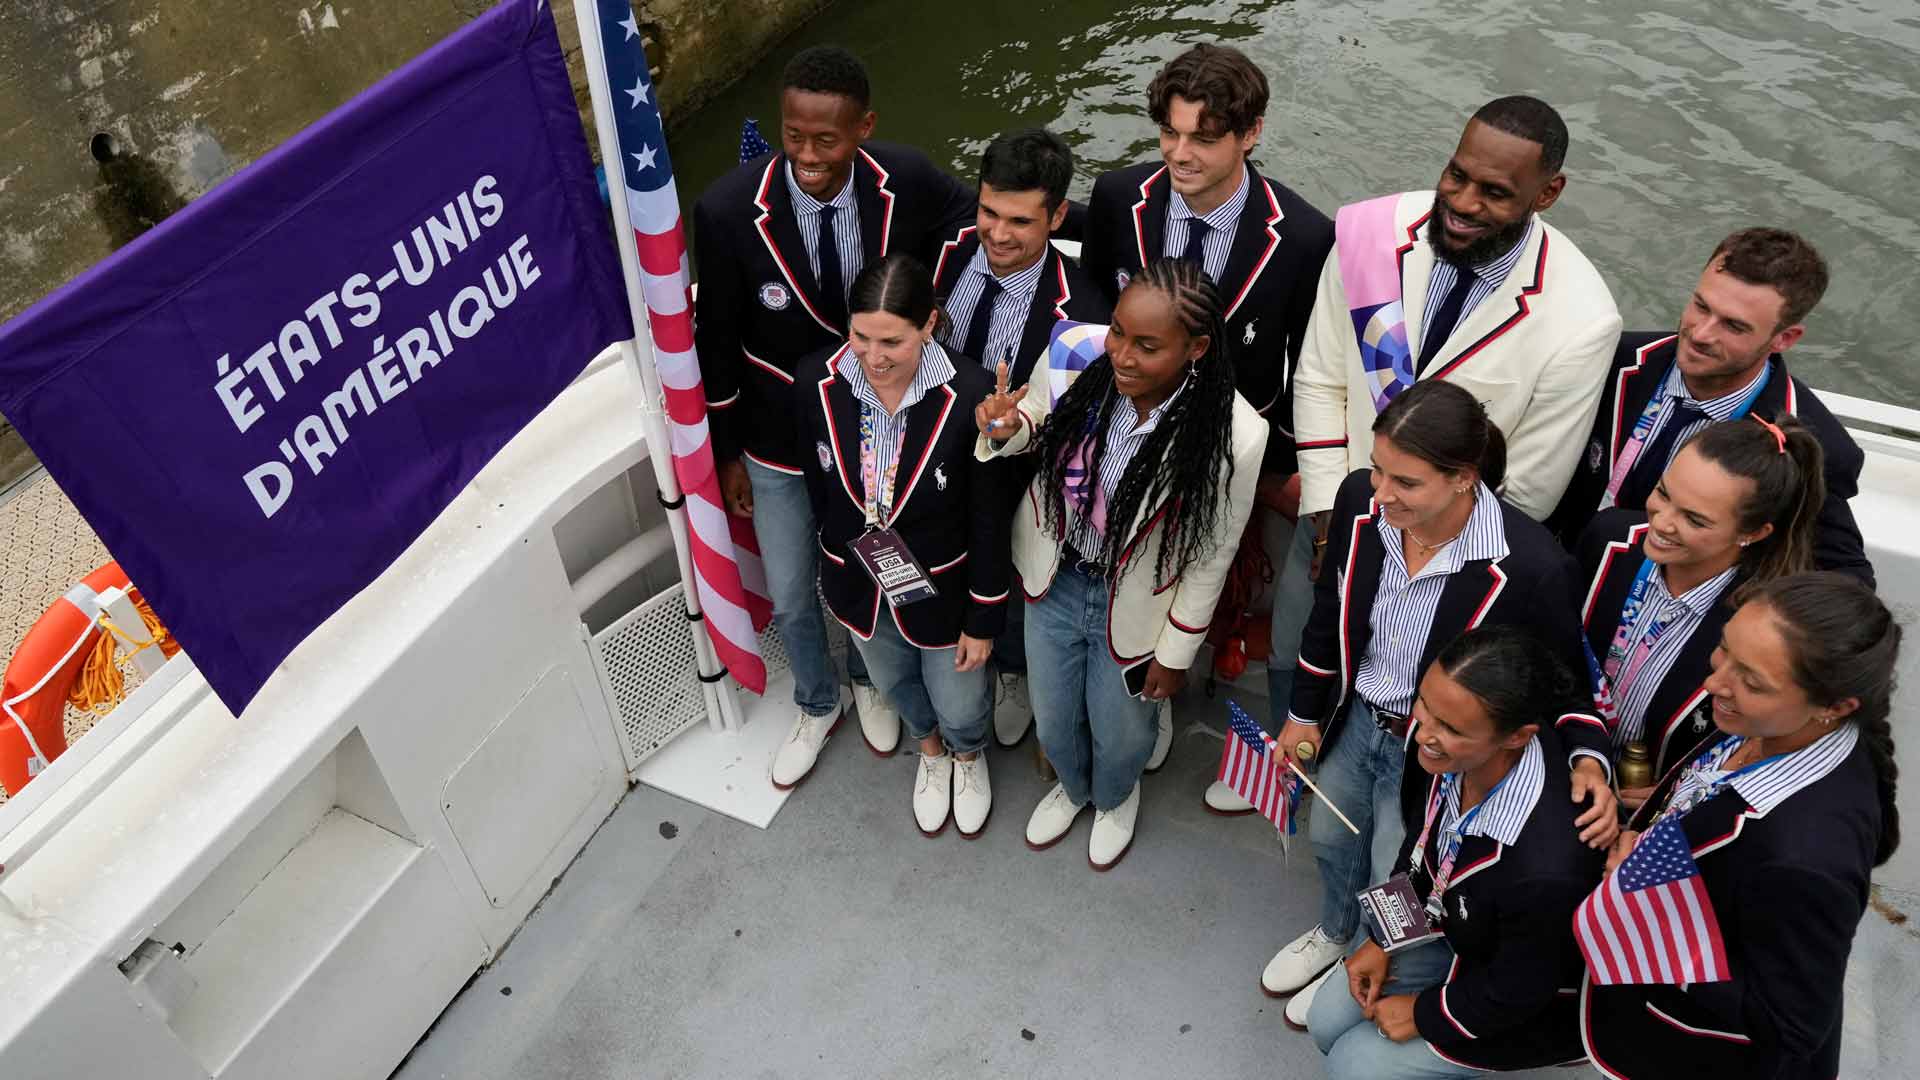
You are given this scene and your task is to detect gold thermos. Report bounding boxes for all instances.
[1618,740,1654,790]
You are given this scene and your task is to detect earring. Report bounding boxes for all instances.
[1739,540,1750,548]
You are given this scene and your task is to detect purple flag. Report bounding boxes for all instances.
[0,0,630,713]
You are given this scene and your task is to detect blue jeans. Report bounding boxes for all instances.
[1025,563,1156,811]
[1310,697,1411,942]
[744,459,867,717]
[1267,518,1315,723]
[1307,938,1476,1080]
[991,591,1026,675]
[852,613,991,754]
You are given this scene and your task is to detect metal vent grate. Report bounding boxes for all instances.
[592,582,707,773]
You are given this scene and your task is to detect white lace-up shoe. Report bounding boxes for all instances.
[1024,783,1087,850]
[913,753,953,836]
[1088,783,1140,871]
[1284,962,1341,1030]
[1145,699,1173,772]
[952,754,992,838]
[852,683,900,755]
[992,671,1033,747]
[1204,780,1256,815]
[770,706,842,790]
[1262,924,1349,997]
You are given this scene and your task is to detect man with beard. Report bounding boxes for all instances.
[1260,95,1621,1010]
[1546,228,1871,583]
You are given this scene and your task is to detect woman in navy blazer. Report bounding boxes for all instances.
[1579,573,1900,1078]
[1576,414,1827,804]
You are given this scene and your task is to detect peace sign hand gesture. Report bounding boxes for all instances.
[975,360,1027,439]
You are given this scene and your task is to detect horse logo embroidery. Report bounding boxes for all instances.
[1243,319,1258,346]
[934,464,948,491]
[1456,894,1469,921]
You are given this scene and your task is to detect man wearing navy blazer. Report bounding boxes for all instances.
[691,45,976,774]
[930,127,1111,748]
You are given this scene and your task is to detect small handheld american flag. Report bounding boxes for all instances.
[1217,701,1304,849]
[1574,814,1729,985]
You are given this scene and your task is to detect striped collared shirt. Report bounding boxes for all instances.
[939,246,1048,368]
[1609,563,1739,747]
[1438,735,1545,847]
[836,341,957,520]
[787,161,863,305]
[1672,723,1859,817]
[1641,359,1771,475]
[1066,379,1189,556]
[1419,217,1535,361]
[1164,165,1249,285]
[1352,483,1510,715]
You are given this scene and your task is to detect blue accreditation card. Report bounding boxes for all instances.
[848,528,938,607]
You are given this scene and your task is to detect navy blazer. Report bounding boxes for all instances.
[1580,731,1880,1078]
[1397,729,1600,1071]
[793,346,1015,646]
[1547,331,1873,585]
[1576,510,1736,779]
[1292,469,1610,829]
[692,143,976,471]
[1080,160,1332,473]
[929,231,1112,387]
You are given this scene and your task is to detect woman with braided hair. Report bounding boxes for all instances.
[974,256,1265,869]
[1578,572,1901,1078]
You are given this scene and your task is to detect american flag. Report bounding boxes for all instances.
[1217,700,1303,846]
[738,119,774,162]
[587,0,772,691]
[1574,814,1729,985]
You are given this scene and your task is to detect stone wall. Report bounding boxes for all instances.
[0,0,830,487]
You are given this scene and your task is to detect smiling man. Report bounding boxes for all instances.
[1547,228,1871,583]
[691,45,976,782]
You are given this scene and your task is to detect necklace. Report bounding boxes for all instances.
[1404,490,1476,555]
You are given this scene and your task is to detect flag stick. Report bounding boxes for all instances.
[571,0,742,732]
[1287,758,1360,835]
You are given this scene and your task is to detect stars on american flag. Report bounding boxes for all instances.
[629,143,658,174]
[617,12,638,39]
[625,76,650,108]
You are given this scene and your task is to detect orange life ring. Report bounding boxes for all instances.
[1,562,132,796]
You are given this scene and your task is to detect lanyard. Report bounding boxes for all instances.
[858,403,907,528]
[1409,770,1510,913]
[1657,735,1788,824]
[1602,365,1770,505]
[1605,560,1690,692]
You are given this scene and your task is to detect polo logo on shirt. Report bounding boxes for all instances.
[1243,319,1258,346]
[1587,439,1605,472]
[758,282,791,311]
[1114,269,1131,292]
[817,440,833,471]
[1456,894,1469,921]
[934,464,948,491]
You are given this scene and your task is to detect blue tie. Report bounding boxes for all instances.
[1419,267,1477,375]
[1181,218,1212,273]
[1617,400,1710,509]
[960,275,1003,364]
[816,204,846,328]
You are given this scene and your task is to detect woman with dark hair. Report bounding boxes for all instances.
[1576,413,1827,804]
[1308,626,1600,1078]
[791,254,1016,837]
[1263,379,1616,1020]
[973,256,1264,869]
[1580,572,1900,1078]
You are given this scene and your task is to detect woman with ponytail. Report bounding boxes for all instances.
[1579,571,1900,1078]
[973,256,1264,870]
[1575,412,1827,804]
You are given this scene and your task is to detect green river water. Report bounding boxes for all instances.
[670,0,1920,408]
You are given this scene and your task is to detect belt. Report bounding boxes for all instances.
[1367,702,1411,739]
[1063,541,1109,579]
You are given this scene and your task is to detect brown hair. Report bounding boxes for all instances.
[1679,413,1825,594]
[1146,44,1269,139]
[1707,228,1830,330]
[1372,380,1508,490]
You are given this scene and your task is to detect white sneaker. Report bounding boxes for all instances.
[1145,699,1173,772]
[913,753,953,836]
[770,706,842,790]
[1088,783,1140,871]
[1262,924,1349,997]
[852,683,900,755]
[1024,783,1087,850]
[952,754,992,838]
[993,671,1033,747]
[1204,780,1256,815]
[1284,961,1340,1031]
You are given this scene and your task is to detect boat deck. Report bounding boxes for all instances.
[391,691,1919,1080]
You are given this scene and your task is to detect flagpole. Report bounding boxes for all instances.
[572,0,743,733]
[1287,759,1360,835]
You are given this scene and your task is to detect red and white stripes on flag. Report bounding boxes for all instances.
[1218,700,1302,843]
[591,0,772,692]
[1574,814,1729,985]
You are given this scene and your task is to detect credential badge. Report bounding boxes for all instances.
[816,440,833,471]
[758,282,791,311]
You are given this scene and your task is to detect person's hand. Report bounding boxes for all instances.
[1346,939,1388,1009]
[1368,994,1419,1042]
[1604,829,1642,876]
[975,361,1027,439]
[954,633,992,672]
[1278,716,1323,767]
[1141,659,1186,701]
[1571,758,1621,850]
[1306,510,1332,581]
[719,458,754,518]
[1255,472,1303,522]
[1617,785,1655,812]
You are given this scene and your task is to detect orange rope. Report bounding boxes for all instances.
[66,591,179,715]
